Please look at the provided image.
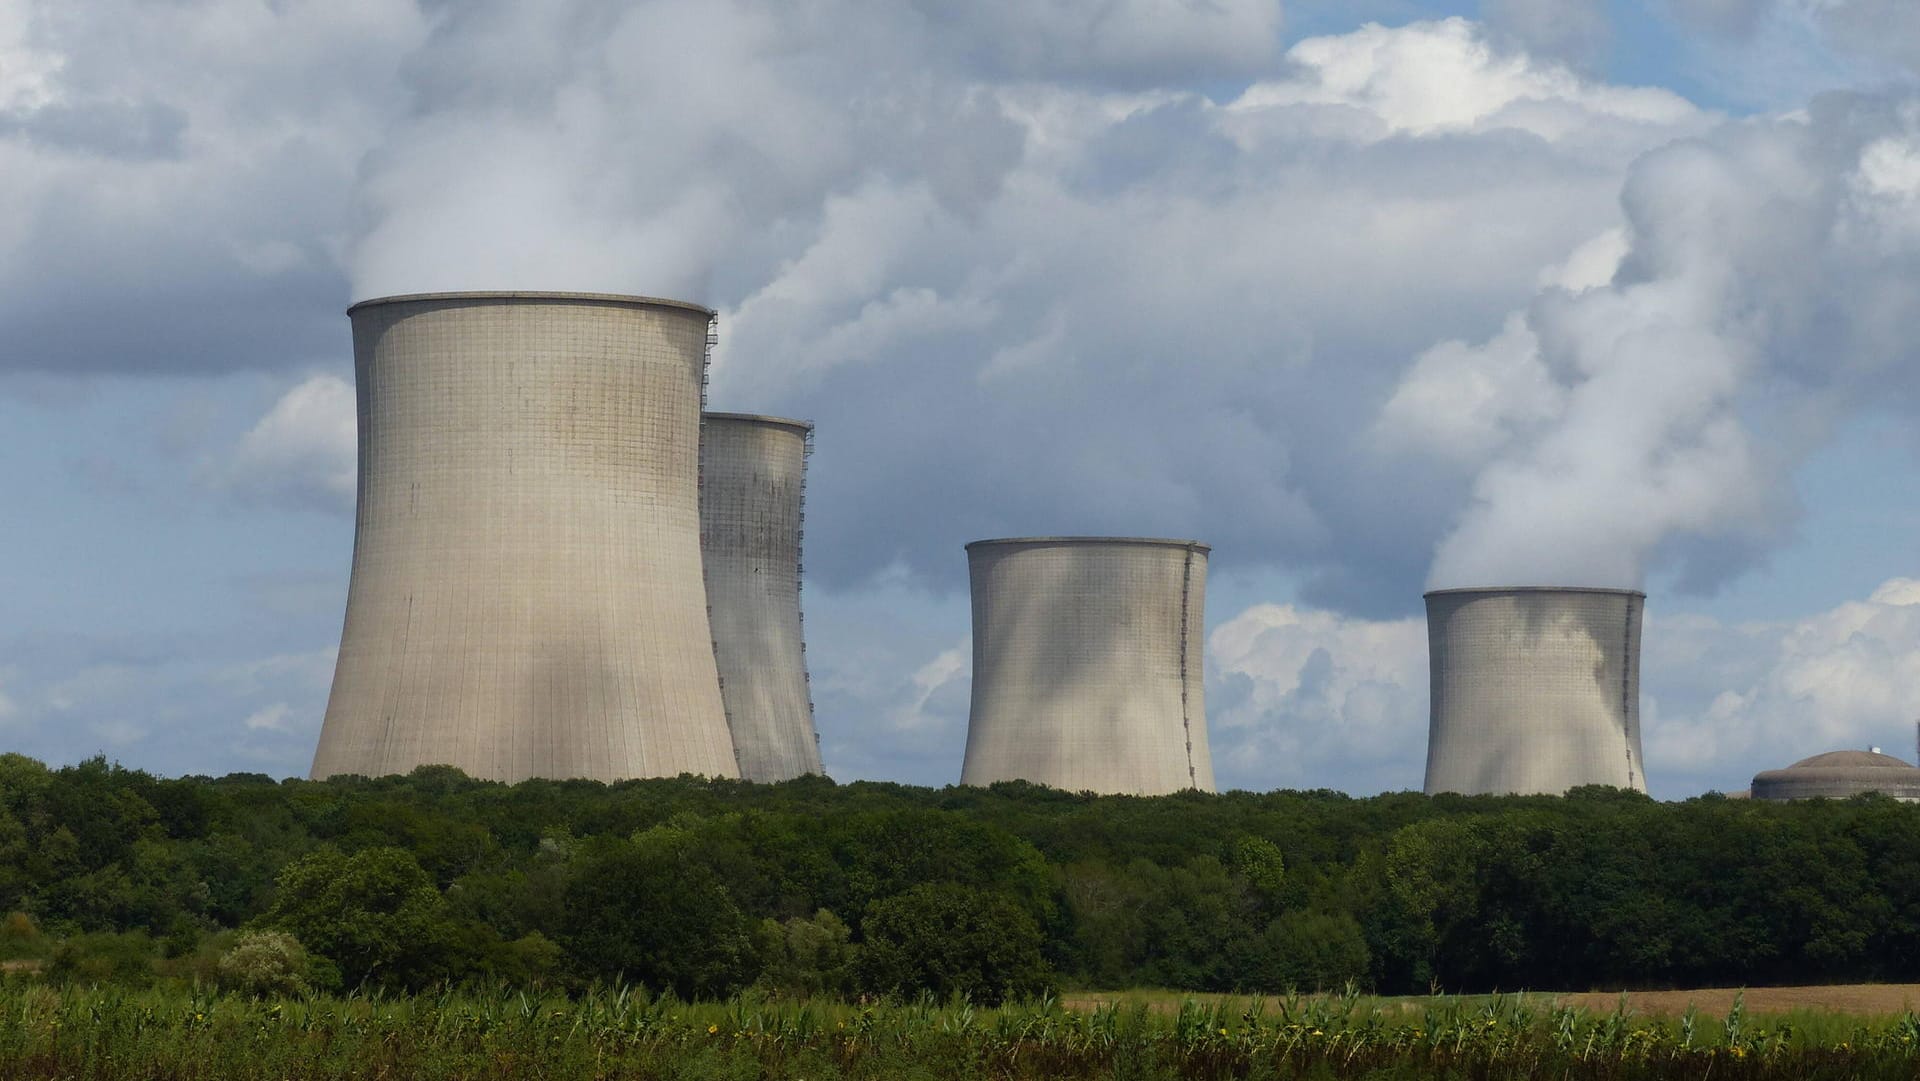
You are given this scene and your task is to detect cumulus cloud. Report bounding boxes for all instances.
[1648,579,1920,791]
[1661,0,1920,77]
[906,0,1286,85]
[0,0,426,373]
[222,375,356,513]
[1207,603,1428,791]
[242,703,294,733]
[1481,0,1612,71]
[1664,0,1775,38]
[1200,577,1920,797]
[0,669,19,729]
[2,633,337,776]
[1231,17,1691,138]
[707,18,1711,605]
[349,0,1032,300]
[13,0,1920,794]
[889,644,972,734]
[6,3,1720,611]
[332,8,1720,610]
[212,649,339,700]
[815,634,973,782]
[1391,94,1920,592]
[1371,313,1564,466]
[1818,0,1920,74]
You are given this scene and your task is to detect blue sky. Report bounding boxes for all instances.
[4,0,1920,797]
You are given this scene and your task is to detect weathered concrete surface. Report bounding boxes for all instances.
[961,537,1214,795]
[700,412,821,782]
[1423,587,1646,796]
[312,292,738,783]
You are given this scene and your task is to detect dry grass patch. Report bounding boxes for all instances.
[1556,984,1920,1017]
[1065,984,1920,1019]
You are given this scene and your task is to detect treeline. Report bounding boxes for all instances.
[2,753,1918,1000]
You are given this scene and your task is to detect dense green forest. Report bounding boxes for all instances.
[2,753,1917,1001]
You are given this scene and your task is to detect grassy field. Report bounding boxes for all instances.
[4,982,1920,1079]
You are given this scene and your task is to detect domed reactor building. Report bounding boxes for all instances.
[1424,586,1647,796]
[311,292,739,784]
[1750,750,1920,801]
[961,537,1214,796]
[699,412,822,782]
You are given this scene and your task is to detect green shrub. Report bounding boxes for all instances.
[0,911,42,960]
[858,884,1051,1005]
[494,931,567,989]
[216,930,312,997]
[1250,910,1372,992]
[261,846,453,990]
[46,930,155,986]
[754,909,858,998]
[561,828,757,999]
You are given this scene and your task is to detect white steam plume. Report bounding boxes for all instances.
[1412,96,1920,591]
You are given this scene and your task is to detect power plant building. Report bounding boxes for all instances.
[311,292,739,784]
[1423,586,1646,797]
[960,537,1214,796]
[700,412,822,782]
[1750,750,1920,801]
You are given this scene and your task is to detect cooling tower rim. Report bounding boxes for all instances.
[1424,585,1646,599]
[966,536,1211,553]
[346,291,716,318]
[702,411,814,433]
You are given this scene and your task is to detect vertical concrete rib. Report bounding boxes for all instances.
[961,537,1215,795]
[699,412,822,781]
[311,292,738,783]
[1422,586,1647,796]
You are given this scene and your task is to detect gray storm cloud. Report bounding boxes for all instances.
[1412,95,1920,590]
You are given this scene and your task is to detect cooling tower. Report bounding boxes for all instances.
[311,292,738,783]
[1423,587,1646,796]
[960,537,1214,795]
[699,412,821,782]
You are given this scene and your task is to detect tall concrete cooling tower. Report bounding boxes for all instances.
[311,292,739,784]
[1423,586,1646,796]
[961,537,1214,795]
[699,412,821,781]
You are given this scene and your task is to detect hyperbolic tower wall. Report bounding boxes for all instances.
[1423,586,1646,796]
[699,412,822,781]
[311,292,738,783]
[961,537,1214,795]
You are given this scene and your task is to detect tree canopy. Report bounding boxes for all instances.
[3,754,1918,997]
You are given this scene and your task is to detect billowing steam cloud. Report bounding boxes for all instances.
[1404,95,1920,590]
[334,2,1920,609]
[339,9,1728,608]
[348,0,1280,301]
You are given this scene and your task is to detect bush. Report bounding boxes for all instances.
[754,909,858,998]
[561,829,757,999]
[858,884,1051,1005]
[494,932,567,989]
[46,930,155,986]
[261,846,453,990]
[216,930,312,997]
[1250,910,1373,992]
[0,911,43,960]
